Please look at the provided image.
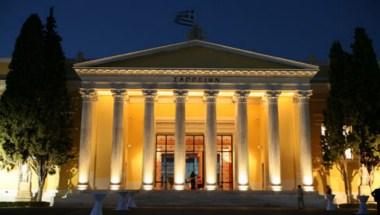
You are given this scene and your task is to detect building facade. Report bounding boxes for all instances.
[1,40,379,204]
[73,40,318,192]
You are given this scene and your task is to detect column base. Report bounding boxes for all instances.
[303,185,314,192]
[173,183,186,191]
[205,184,218,191]
[142,183,154,191]
[77,183,89,191]
[110,183,121,191]
[270,184,282,192]
[237,184,249,191]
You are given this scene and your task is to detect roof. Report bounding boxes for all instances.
[74,40,319,71]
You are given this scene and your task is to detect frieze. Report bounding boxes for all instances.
[174,76,221,83]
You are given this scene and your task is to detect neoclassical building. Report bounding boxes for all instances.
[2,40,378,204]
[73,40,319,192]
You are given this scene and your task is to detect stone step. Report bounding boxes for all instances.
[54,190,326,208]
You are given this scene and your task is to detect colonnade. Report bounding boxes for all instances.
[77,88,313,191]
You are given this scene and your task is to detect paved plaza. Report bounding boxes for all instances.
[0,207,377,215]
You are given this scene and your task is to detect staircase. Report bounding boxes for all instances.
[54,190,325,208]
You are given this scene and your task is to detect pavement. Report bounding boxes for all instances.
[0,207,377,215]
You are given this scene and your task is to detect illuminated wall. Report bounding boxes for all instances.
[1,87,380,204]
[93,95,113,189]
[278,96,299,190]
[83,90,315,191]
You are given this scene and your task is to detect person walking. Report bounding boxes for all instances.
[326,185,332,195]
[372,187,380,215]
[297,185,304,209]
[190,171,197,190]
[325,185,336,211]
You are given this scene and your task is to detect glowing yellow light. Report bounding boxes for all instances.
[271,185,282,192]
[142,184,153,191]
[205,184,217,191]
[238,184,249,191]
[78,160,90,190]
[302,175,314,192]
[303,185,314,192]
[344,148,353,160]
[174,165,186,191]
[280,91,295,97]
[218,91,234,97]
[271,176,281,186]
[321,124,326,136]
[77,183,88,191]
[110,175,121,187]
[110,183,120,191]
[173,184,185,190]
[127,89,143,96]
[238,173,249,191]
[157,90,173,96]
[222,153,231,163]
[78,175,88,185]
[142,177,154,190]
[250,91,265,97]
[96,89,112,96]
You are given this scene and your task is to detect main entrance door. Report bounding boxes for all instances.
[155,134,233,190]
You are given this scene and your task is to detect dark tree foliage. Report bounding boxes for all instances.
[0,14,45,166]
[0,9,73,202]
[322,28,380,200]
[349,28,380,173]
[322,41,355,202]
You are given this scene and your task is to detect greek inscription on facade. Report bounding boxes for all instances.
[173,76,221,83]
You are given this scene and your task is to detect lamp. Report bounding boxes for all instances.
[342,125,353,160]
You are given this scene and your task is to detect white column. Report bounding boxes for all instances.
[173,90,188,190]
[142,89,157,190]
[110,89,127,190]
[265,90,282,191]
[78,88,97,190]
[204,90,219,190]
[235,90,250,191]
[295,90,314,191]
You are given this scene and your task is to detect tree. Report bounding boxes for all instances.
[322,41,356,203]
[0,14,46,169]
[322,28,380,201]
[0,9,73,202]
[349,28,380,188]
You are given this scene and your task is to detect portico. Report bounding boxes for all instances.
[74,40,318,192]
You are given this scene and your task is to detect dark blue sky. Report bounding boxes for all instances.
[1,0,379,62]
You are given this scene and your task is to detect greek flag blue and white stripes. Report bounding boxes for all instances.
[174,10,195,27]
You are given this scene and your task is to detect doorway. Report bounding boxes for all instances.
[155,134,233,190]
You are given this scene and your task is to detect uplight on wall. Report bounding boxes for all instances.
[321,124,326,136]
[344,148,353,160]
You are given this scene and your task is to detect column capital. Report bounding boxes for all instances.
[204,90,219,97]
[174,89,188,101]
[234,90,250,103]
[265,90,281,98]
[204,90,219,103]
[265,90,281,104]
[111,89,127,101]
[80,88,97,101]
[294,90,313,102]
[143,89,157,102]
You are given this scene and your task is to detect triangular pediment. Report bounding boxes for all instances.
[75,40,317,70]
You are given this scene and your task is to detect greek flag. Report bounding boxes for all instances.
[174,10,195,27]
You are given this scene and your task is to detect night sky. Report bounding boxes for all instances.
[1,0,379,62]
